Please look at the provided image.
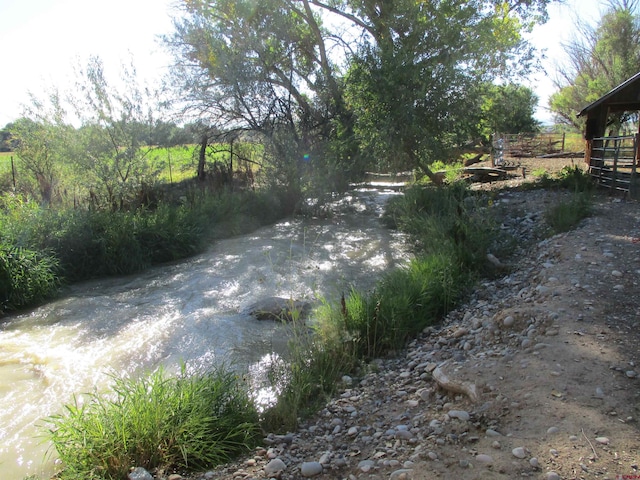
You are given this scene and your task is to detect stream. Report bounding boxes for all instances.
[0,185,410,479]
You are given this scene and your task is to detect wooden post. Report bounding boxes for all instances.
[10,155,16,190]
[612,138,620,192]
[631,134,638,198]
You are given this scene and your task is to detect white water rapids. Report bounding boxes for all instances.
[0,186,410,479]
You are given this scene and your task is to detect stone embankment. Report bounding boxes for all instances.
[157,188,640,480]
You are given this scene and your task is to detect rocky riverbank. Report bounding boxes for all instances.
[167,186,639,480]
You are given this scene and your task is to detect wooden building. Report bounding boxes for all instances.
[577,72,640,197]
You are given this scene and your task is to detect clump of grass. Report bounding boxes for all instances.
[0,244,59,311]
[261,326,358,432]
[315,252,465,360]
[556,165,594,192]
[416,160,464,184]
[545,193,591,234]
[532,167,549,178]
[384,181,496,270]
[45,365,260,480]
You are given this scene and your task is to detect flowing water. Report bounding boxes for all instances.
[0,186,410,479]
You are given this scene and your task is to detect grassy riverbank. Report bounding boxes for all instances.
[0,186,294,315]
[36,169,593,480]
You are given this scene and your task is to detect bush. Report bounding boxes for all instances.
[46,365,260,480]
[383,182,495,271]
[0,244,59,311]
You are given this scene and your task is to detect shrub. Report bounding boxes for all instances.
[46,365,260,480]
[544,193,591,234]
[556,165,594,192]
[0,244,59,311]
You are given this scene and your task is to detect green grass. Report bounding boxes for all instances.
[0,243,60,311]
[544,193,592,234]
[45,365,261,480]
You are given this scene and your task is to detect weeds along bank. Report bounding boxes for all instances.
[36,167,596,480]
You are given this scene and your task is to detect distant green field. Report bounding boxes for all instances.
[148,145,198,183]
[563,132,584,153]
[0,151,15,176]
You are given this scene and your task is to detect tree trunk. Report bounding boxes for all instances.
[197,134,207,181]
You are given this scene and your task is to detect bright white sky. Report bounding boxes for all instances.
[0,0,609,127]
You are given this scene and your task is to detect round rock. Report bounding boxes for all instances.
[512,446,527,459]
[300,461,323,477]
[448,410,470,421]
[503,315,515,327]
[389,469,414,480]
[476,454,494,465]
[264,458,287,475]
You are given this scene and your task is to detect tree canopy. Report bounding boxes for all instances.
[166,0,552,183]
[549,0,640,129]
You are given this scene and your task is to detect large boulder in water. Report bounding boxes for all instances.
[244,297,311,321]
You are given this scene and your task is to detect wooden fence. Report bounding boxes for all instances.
[588,134,638,196]
[492,132,567,165]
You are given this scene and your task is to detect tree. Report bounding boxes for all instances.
[549,0,640,129]
[167,0,553,185]
[166,0,352,198]
[8,91,75,204]
[327,0,551,180]
[0,123,14,152]
[478,83,540,143]
[70,57,164,210]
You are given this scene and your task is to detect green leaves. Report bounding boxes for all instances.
[549,0,640,128]
[46,366,261,479]
[0,243,59,312]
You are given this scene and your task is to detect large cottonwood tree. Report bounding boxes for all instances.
[167,0,554,183]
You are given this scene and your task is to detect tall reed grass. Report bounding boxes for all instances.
[45,365,260,480]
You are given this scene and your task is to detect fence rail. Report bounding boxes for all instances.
[588,135,638,195]
[492,132,567,164]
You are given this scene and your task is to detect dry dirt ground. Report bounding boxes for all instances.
[189,157,640,480]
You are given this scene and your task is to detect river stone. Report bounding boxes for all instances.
[448,410,470,421]
[512,446,527,459]
[389,469,414,480]
[244,297,311,321]
[300,461,323,477]
[476,454,494,465]
[128,468,153,480]
[503,315,515,327]
[264,458,287,475]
